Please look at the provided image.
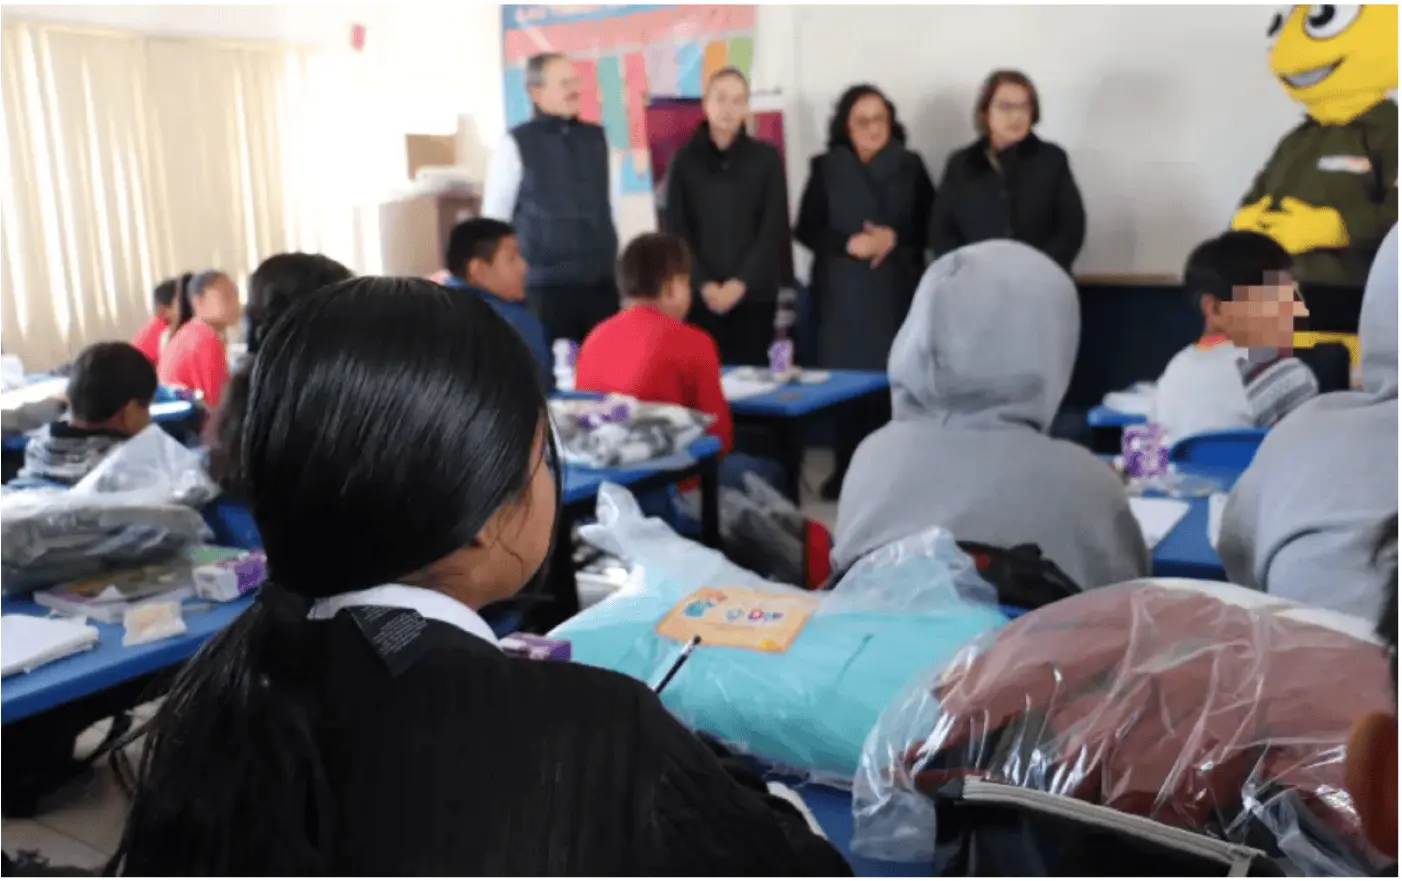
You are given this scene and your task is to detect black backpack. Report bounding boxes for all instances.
[824,540,1081,612]
[953,541,1082,611]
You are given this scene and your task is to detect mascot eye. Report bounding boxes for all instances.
[1267,6,1288,38]
[1304,4,1361,39]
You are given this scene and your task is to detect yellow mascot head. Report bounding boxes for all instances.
[1269,4,1398,125]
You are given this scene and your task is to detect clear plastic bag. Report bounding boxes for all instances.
[852,579,1393,875]
[677,473,808,585]
[556,484,1006,783]
[548,396,712,469]
[0,377,67,434]
[1,426,217,594]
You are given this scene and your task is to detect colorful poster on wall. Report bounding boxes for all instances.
[501,5,757,195]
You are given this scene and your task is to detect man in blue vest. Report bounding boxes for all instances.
[483,53,620,345]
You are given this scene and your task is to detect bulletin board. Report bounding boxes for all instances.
[500,5,757,196]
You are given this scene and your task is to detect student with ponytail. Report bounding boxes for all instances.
[157,270,240,409]
[167,272,196,338]
[111,277,848,876]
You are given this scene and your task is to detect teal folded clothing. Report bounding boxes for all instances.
[552,484,1007,783]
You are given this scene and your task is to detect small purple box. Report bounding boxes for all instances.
[768,339,794,375]
[193,552,268,602]
[501,633,572,662]
[1122,423,1169,480]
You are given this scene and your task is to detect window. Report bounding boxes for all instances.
[1,20,370,369]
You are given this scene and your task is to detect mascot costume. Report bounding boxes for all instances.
[1233,4,1397,362]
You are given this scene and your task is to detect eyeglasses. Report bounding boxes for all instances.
[991,101,1031,115]
[851,113,889,130]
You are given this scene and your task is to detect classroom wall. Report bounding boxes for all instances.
[766,5,1302,276]
[450,5,1306,276]
[1,4,1315,276]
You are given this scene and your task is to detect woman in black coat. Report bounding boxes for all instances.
[929,69,1086,271]
[665,67,790,366]
[796,84,935,500]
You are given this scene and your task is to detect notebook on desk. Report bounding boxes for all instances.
[1128,497,1191,550]
[1,614,99,677]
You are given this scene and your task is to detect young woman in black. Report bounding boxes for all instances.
[664,67,790,366]
[110,277,848,876]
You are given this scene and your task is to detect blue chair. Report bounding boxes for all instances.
[203,498,263,550]
[1168,428,1268,469]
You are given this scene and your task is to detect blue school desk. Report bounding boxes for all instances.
[1,592,253,725]
[1086,404,1148,429]
[1149,463,1243,581]
[727,369,890,500]
[726,369,890,419]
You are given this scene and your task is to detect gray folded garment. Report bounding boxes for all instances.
[550,399,711,469]
[1,498,210,595]
[1,398,64,435]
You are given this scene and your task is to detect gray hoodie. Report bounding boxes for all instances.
[1218,225,1398,621]
[832,240,1150,589]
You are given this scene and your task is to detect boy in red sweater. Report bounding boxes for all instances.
[577,234,786,498]
[576,233,733,455]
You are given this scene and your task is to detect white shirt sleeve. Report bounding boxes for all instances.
[481,134,523,222]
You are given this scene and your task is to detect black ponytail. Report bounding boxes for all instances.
[172,272,196,332]
[109,583,331,875]
[110,276,557,875]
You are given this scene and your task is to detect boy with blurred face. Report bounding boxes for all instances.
[1152,231,1319,444]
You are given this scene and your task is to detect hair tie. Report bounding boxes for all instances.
[259,578,314,619]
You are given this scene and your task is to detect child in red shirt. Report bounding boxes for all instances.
[576,233,733,455]
[158,270,241,411]
[130,276,181,365]
[576,234,787,506]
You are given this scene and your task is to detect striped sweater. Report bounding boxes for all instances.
[1153,337,1320,444]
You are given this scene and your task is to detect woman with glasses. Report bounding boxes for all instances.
[929,69,1086,272]
[796,83,935,501]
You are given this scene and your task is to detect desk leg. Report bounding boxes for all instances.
[775,419,805,503]
[699,456,721,549]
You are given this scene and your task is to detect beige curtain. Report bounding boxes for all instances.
[1,20,329,369]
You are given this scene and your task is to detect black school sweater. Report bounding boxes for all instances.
[120,611,851,876]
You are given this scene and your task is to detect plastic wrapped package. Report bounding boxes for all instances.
[677,473,807,585]
[1,426,217,594]
[852,579,1393,875]
[1,377,67,435]
[548,396,712,469]
[552,484,1006,783]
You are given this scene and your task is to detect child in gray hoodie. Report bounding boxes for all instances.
[1219,226,1399,622]
[832,240,1149,590]
[20,342,157,485]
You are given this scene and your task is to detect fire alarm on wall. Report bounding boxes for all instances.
[350,23,366,52]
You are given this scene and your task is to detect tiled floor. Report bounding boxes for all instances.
[1,451,841,868]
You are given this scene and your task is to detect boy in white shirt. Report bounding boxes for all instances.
[1153,231,1319,445]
